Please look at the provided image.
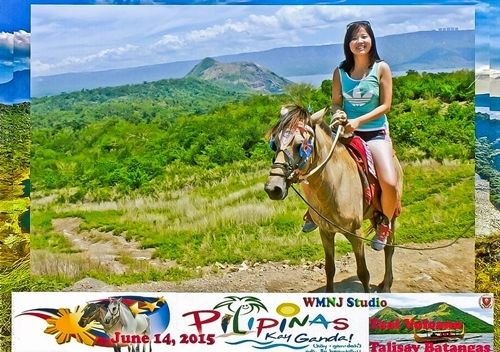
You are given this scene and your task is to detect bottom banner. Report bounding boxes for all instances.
[11,293,493,352]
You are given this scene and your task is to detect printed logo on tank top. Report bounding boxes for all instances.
[343,85,374,107]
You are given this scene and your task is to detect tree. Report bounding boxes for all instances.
[213,296,268,334]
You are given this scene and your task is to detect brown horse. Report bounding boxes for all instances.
[78,302,123,352]
[264,104,403,293]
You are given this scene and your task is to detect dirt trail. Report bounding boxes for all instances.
[55,216,475,293]
[118,238,475,293]
[52,218,171,274]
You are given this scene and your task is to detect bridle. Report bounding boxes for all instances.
[105,302,122,328]
[269,121,344,184]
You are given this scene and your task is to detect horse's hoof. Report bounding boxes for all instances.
[377,282,391,293]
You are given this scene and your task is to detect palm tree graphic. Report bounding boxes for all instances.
[214,296,268,334]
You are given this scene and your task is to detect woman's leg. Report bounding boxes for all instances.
[367,139,398,221]
[366,138,398,250]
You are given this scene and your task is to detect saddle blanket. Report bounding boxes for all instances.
[343,136,378,206]
[343,135,401,218]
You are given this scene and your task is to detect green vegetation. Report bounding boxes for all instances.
[0,103,30,179]
[31,160,473,287]
[0,259,31,350]
[31,77,250,130]
[0,103,30,352]
[475,234,500,348]
[29,70,475,287]
[32,71,474,198]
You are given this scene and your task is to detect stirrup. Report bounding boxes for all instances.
[302,220,318,233]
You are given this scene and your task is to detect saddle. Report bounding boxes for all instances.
[341,135,401,219]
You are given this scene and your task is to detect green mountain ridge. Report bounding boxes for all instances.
[371,302,493,334]
[31,77,250,130]
[186,57,292,93]
[32,30,474,97]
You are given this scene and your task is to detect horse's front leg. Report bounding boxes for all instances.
[320,230,335,293]
[351,230,370,293]
[141,341,151,352]
[378,219,395,292]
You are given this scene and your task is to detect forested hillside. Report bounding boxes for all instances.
[31,77,250,130]
[31,70,474,200]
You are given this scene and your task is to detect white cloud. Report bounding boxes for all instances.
[185,20,249,42]
[0,32,14,52]
[248,14,279,29]
[32,5,476,76]
[34,44,139,75]
[14,30,30,49]
[151,6,351,53]
[156,34,184,49]
[32,59,53,74]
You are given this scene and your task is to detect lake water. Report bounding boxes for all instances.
[287,68,469,87]
[286,74,331,87]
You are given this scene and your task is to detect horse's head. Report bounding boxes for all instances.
[104,298,121,324]
[264,104,328,200]
[78,303,102,327]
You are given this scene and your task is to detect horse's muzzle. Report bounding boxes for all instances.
[264,178,288,200]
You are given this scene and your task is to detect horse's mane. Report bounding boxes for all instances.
[315,119,333,136]
[112,299,134,316]
[83,302,107,314]
[268,104,310,138]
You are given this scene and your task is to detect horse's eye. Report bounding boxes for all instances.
[294,143,301,154]
[269,139,277,152]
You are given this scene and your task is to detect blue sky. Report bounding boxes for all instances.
[31,4,475,77]
[486,1,500,96]
[0,0,30,84]
[1,0,497,95]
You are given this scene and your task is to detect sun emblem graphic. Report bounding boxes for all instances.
[44,307,97,346]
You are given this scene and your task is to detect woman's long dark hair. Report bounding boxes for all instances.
[339,21,381,74]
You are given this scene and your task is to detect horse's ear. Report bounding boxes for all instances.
[310,108,328,125]
[280,106,290,117]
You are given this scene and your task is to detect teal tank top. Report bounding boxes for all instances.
[339,61,387,131]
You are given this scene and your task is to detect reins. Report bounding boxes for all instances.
[297,124,344,182]
[290,183,474,251]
